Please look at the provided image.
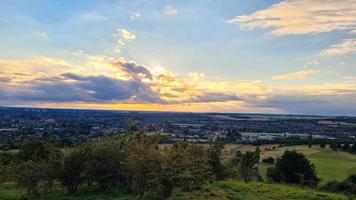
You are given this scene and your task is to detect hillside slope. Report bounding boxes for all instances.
[171,181,347,200]
[0,181,347,200]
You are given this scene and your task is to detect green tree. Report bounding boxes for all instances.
[320,143,326,148]
[83,139,126,191]
[307,133,313,148]
[342,143,350,152]
[19,141,61,161]
[164,143,213,191]
[239,151,259,182]
[13,160,41,196]
[351,143,356,154]
[207,140,225,180]
[225,129,241,143]
[59,149,87,194]
[267,150,319,186]
[330,142,338,151]
[127,139,166,198]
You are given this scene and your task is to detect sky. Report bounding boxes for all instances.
[0,0,356,116]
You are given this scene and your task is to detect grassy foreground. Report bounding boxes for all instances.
[0,180,347,200]
[171,181,347,200]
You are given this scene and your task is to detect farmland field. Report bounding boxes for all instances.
[235,145,356,185]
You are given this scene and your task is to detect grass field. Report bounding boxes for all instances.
[171,180,347,200]
[162,144,356,185]
[252,145,356,185]
[0,180,347,200]
[0,182,136,200]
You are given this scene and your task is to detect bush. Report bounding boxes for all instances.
[267,150,319,186]
[59,149,86,194]
[262,157,275,164]
[164,143,213,191]
[239,151,259,182]
[321,174,356,195]
[320,143,326,148]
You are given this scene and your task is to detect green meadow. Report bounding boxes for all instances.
[259,145,356,185]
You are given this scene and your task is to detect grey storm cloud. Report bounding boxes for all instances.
[26,73,161,103]
[0,59,244,105]
[111,60,153,80]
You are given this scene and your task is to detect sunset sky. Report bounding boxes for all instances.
[0,0,356,116]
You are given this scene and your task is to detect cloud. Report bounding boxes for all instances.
[0,57,74,83]
[38,32,48,38]
[319,39,356,56]
[344,76,356,82]
[227,0,356,36]
[112,29,136,53]
[110,60,153,81]
[0,77,11,83]
[188,72,205,81]
[130,12,141,20]
[2,56,356,115]
[164,6,178,16]
[0,57,242,105]
[272,69,320,80]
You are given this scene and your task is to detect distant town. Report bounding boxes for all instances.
[0,106,355,150]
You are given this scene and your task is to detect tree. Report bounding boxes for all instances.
[254,146,260,162]
[351,143,356,154]
[307,133,313,148]
[124,118,140,133]
[13,160,42,196]
[239,151,259,182]
[59,149,86,194]
[321,174,356,196]
[267,150,319,186]
[225,129,241,143]
[330,142,338,151]
[127,139,166,198]
[320,143,326,148]
[164,143,213,191]
[342,143,350,152]
[207,140,225,180]
[262,157,275,164]
[12,141,63,196]
[83,139,126,191]
[19,141,61,161]
[0,153,19,183]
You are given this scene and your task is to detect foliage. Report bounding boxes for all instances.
[164,143,213,192]
[239,151,259,182]
[267,150,319,186]
[172,180,347,200]
[59,148,86,194]
[321,174,356,197]
[262,157,275,164]
[207,140,225,180]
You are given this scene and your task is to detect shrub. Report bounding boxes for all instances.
[267,150,319,186]
[262,157,275,164]
[321,174,356,195]
[59,149,86,194]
